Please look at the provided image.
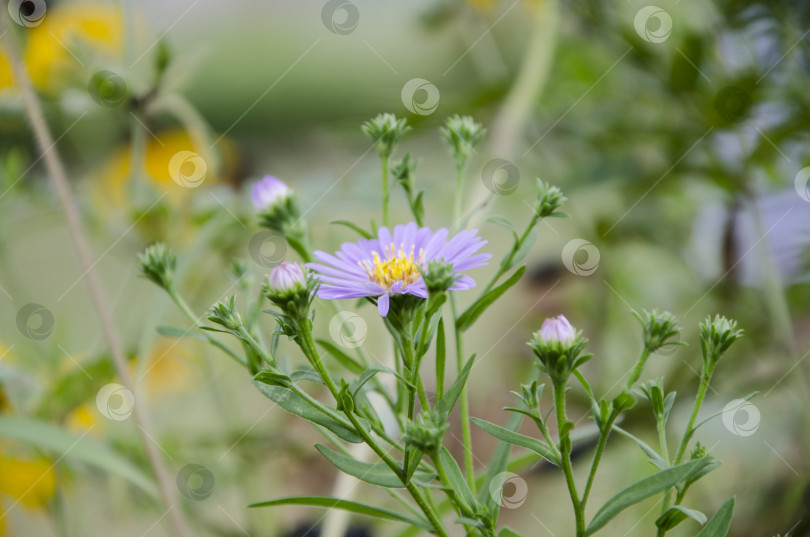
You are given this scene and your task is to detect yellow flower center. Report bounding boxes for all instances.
[361,243,426,292]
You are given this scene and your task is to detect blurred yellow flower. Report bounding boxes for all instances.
[65,402,97,434]
[96,128,236,206]
[24,3,123,93]
[133,338,198,397]
[0,49,14,91]
[0,452,56,535]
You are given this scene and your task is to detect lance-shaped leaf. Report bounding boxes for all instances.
[586,458,712,535]
[471,417,560,467]
[655,505,708,531]
[435,354,475,421]
[695,497,735,537]
[456,266,526,331]
[249,496,433,531]
[315,444,434,488]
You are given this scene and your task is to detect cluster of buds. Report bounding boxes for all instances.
[528,315,590,387]
[700,315,744,370]
[362,113,411,159]
[440,115,486,167]
[403,410,450,454]
[534,180,567,219]
[138,243,176,291]
[635,309,683,354]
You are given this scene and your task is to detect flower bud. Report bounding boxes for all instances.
[252,176,302,234]
[440,115,486,167]
[699,315,743,368]
[635,309,683,354]
[422,259,461,295]
[207,295,243,332]
[267,262,306,293]
[138,243,176,290]
[262,263,315,326]
[362,113,411,158]
[535,180,567,218]
[538,315,575,344]
[251,175,290,211]
[403,410,449,454]
[528,315,590,386]
[391,153,418,192]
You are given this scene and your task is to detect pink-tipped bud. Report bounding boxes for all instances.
[251,175,291,211]
[538,315,575,344]
[267,262,306,292]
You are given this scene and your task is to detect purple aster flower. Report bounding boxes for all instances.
[251,175,290,211]
[306,222,490,316]
[538,315,575,344]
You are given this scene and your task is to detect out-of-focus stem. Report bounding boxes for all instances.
[0,17,192,537]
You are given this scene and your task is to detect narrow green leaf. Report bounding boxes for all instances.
[248,496,433,531]
[435,354,475,421]
[316,445,435,488]
[655,505,708,531]
[499,528,525,537]
[487,216,518,235]
[694,498,734,537]
[477,412,524,515]
[316,338,365,375]
[612,425,666,469]
[0,416,157,497]
[439,447,476,511]
[252,381,364,443]
[435,317,446,399]
[471,417,559,467]
[456,517,485,528]
[350,365,414,397]
[456,266,526,332]
[156,325,206,340]
[330,220,373,239]
[586,459,711,535]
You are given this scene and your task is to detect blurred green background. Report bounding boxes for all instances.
[1,0,809,535]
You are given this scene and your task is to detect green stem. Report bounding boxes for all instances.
[299,324,341,400]
[625,348,651,390]
[431,449,473,517]
[657,416,670,468]
[382,155,390,228]
[450,295,476,494]
[553,382,585,537]
[580,414,616,510]
[453,162,465,226]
